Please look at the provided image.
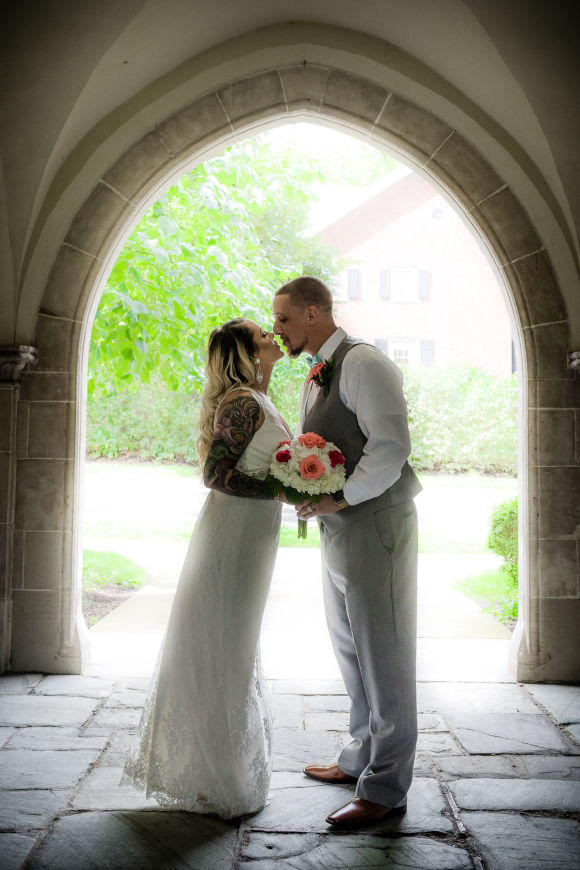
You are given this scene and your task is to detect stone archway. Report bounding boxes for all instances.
[13,65,576,681]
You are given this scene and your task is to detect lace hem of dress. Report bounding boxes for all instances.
[120,768,270,819]
[121,654,273,820]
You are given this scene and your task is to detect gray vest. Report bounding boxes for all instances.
[303,337,422,530]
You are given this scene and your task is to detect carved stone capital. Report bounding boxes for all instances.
[567,350,580,373]
[0,346,38,383]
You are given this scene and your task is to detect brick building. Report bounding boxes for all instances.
[318,168,514,375]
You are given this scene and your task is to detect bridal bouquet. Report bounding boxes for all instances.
[267,432,346,538]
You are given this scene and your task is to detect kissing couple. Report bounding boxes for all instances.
[122,275,421,828]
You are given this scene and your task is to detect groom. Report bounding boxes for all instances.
[273,276,422,828]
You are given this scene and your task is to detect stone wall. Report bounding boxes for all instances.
[3,65,579,680]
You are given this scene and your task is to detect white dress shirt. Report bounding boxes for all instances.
[300,328,412,507]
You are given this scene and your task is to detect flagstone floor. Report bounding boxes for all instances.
[1,673,579,869]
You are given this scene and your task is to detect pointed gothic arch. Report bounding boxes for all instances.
[15,65,575,681]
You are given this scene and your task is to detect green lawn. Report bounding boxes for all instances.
[83,549,148,589]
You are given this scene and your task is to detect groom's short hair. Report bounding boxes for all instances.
[275,276,333,312]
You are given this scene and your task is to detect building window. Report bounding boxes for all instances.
[379,269,391,299]
[420,339,435,367]
[389,338,420,366]
[347,269,360,299]
[380,269,430,302]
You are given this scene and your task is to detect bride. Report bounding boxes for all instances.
[122,317,289,818]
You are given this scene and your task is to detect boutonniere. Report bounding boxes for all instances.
[307,357,336,396]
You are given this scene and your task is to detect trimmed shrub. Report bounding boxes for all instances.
[86,380,200,463]
[403,365,517,474]
[86,364,518,475]
[487,496,518,589]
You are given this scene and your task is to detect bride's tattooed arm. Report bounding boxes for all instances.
[203,393,274,499]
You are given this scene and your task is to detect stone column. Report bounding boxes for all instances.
[10,315,89,673]
[0,347,37,673]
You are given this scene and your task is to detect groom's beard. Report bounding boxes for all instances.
[287,340,307,359]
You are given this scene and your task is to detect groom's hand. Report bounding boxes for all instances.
[296,494,344,518]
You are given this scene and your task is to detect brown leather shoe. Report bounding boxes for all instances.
[303,762,358,785]
[326,797,407,828]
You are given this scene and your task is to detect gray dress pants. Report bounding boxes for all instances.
[320,500,418,807]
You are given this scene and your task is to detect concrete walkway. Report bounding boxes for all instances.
[83,462,515,682]
[88,546,512,682]
[1,672,579,869]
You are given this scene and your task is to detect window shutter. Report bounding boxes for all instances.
[379,269,391,299]
[418,269,430,299]
[374,338,389,356]
[420,339,434,367]
[347,269,360,299]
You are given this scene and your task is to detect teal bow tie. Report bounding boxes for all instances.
[307,352,323,366]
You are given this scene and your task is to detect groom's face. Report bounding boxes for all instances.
[273,294,312,358]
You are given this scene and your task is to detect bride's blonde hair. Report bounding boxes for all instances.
[196,318,257,465]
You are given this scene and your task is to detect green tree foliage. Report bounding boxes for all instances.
[89,137,344,398]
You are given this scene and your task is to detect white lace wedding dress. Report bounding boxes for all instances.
[122,389,290,818]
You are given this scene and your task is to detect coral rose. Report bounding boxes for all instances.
[277,440,291,449]
[328,450,345,467]
[276,450,291,463]
[299,454,325,480]
[299,432,327,449]
[307,362,325,383]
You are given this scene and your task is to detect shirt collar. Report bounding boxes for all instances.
[315,327,345,363]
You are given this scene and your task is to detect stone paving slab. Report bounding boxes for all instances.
[0,695,99,727]
[445,712,577,754]
[273,728,342,771]
[450,777,580,811]
[527,684,580,724]
[104,689,147,708]
[95,731,136,768]
[0,788,72,831]
[567,723,580,742]
[239,831,472,868]
[271,694,304,728]
[0,674,41,695]
[303,707,450,734]
[0,749,100,790]
[0,832,37,870]
[249,775,452,834]
[272,680,346,695]
[519,755,580,779]
[304,710,349,731]
[412,755,435,776]
[0,727,15,747]
[87,706,142,729]
[35,675,113,698]
[418,712,448,731]
[117,677,152,691]
[435,754,523,779]
[462,812,580,870]
[26,810,238,870]
[71,767,158,811]
[418,682,540,714]
[417,732,461,754]
[7,726,109,751]
[303,694,350,712]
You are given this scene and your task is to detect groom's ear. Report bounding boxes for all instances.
[306,305,319,323]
